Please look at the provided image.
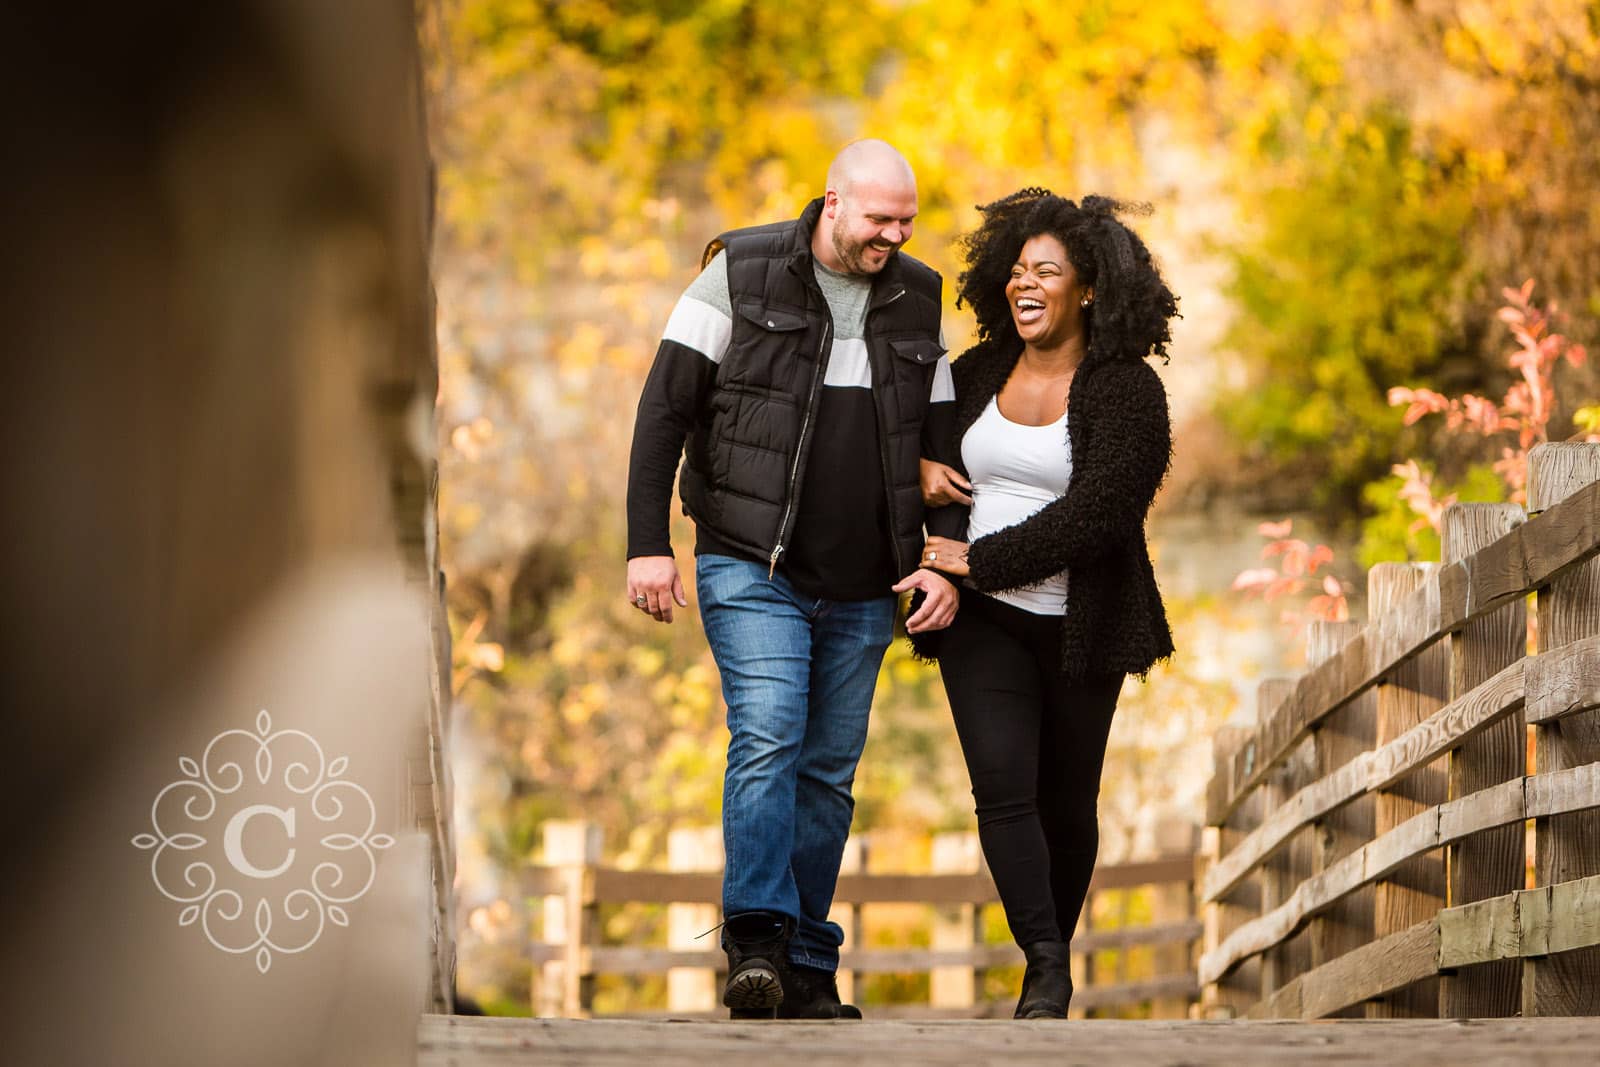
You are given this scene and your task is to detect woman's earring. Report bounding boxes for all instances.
[1080,297,1092,307]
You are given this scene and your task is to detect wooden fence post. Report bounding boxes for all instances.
[1254,677,1302,1000]
[831,835,868,1009]
[1151,818,1196,1020]
[931,831,983,1011]
[1437,503,1527,1017]
[667,826,722,1014]
[539,820,602,1018]
[1305,618,1372,1014]
[1076,883,1103,1019]
[1367,563,1449,1018]
[1199,725,1261,1017]
[1525,442,1600,1015]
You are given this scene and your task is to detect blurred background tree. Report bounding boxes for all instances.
[419,0,1600,1012]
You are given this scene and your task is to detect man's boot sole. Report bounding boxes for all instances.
[723,964,783,1012]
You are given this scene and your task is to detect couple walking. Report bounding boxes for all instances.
[625,140,1177,1020]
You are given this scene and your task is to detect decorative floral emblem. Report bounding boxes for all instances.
[131,709,393,973]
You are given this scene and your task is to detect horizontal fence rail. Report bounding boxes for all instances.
[1198,443,1600,1020]
[526,821,1199,1019]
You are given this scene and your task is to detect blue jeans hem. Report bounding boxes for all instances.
[788,951,837,972]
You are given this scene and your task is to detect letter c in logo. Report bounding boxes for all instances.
[223,804,297,879]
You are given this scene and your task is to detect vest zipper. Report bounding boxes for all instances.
[770,317,832,578]
[874,288,908,577]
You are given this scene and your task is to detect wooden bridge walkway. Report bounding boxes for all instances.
[419,1015,1600,1065]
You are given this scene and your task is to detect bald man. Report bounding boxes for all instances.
[626,140,958,1019]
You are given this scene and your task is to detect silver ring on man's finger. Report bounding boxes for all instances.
[635,595,647,606]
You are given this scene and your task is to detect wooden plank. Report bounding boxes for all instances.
[1436,873,1600,971]
[1086,855,1196,891]
[1532,873,1600,957]
[1366,575,1446,685]
[1150,819,1198,1019]
[1366,658,1524,792]
[929,831,980,1010]
[1249,918,1441,1020]
[1525,632,1600,725]
[1256,678,1303,998]
[1362,808,1441,888]
[666,826,721,1013]
[1439,502,1527,1019]
[561,922,1203,977]
[1202,776,1264,1016]
[1305,620,1370,1007]
[590,868,723,905]
[1523,760,1600,820]
[1527,443,1600,1016]
[1201,768,1600,986]
[1207,479,1600,828]
[1070,974,1201,1012]
[1302,917,1441,1020]
[1438,892,1521,970]
[1435,778,1526,850]
[523,866,566,897]
[833,836,866,1007]
[1203,643,1516,908]
[1522,452,1600,590]
[538,821,603,1018]
[1200,752,1370,903]
[546,859,1192,908]
[1367,563,1447,1019]
[419,1014,1600,1061]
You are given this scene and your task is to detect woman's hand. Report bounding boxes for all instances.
[920,458,972,507]
[920,535,970,578]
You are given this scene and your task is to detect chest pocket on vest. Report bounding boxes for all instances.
[888,338,944,426]
[724,302,809,392]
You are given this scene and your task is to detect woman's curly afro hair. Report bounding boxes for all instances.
[956,188,1179,365]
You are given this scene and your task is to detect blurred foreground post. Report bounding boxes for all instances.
[4,3,449,1064]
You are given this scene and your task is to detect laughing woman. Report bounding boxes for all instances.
[914,189,1177,1019]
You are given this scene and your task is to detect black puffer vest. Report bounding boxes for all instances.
[678,198,944,579]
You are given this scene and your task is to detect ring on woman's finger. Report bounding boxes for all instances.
[925,551,937,562]
[634,595,647,606]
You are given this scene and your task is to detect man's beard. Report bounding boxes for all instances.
[832,224,896,276]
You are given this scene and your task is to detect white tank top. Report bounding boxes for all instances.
[962,396,1072,615]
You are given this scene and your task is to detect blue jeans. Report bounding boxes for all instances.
[696,553,896,971]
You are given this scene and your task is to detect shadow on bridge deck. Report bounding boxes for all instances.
[419,1014,1600,1065]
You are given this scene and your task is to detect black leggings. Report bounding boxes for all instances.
[937,592,1123,948]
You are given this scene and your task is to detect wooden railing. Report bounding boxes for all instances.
[1198,442,1600,1019]
[527,820,1199,1018]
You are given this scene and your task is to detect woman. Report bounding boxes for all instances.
[914,189,1176,1019]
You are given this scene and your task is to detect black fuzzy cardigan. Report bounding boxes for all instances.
[913,338,1175,680]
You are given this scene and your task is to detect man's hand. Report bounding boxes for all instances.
[627,555,688,623]
[893,568,959,633]
[920,458,972,507]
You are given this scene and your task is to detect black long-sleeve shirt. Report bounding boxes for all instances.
[627,251,954,600]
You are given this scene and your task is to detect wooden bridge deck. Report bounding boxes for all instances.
[419,1015,1600,1065]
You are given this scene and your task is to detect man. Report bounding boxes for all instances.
[626,140,958,1019]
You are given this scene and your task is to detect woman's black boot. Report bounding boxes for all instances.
[1014,939,1072,1019]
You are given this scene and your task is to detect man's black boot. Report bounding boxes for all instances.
[721,911,793,1019]
[777,963,863,1020]
[1014,939,1072,1019]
